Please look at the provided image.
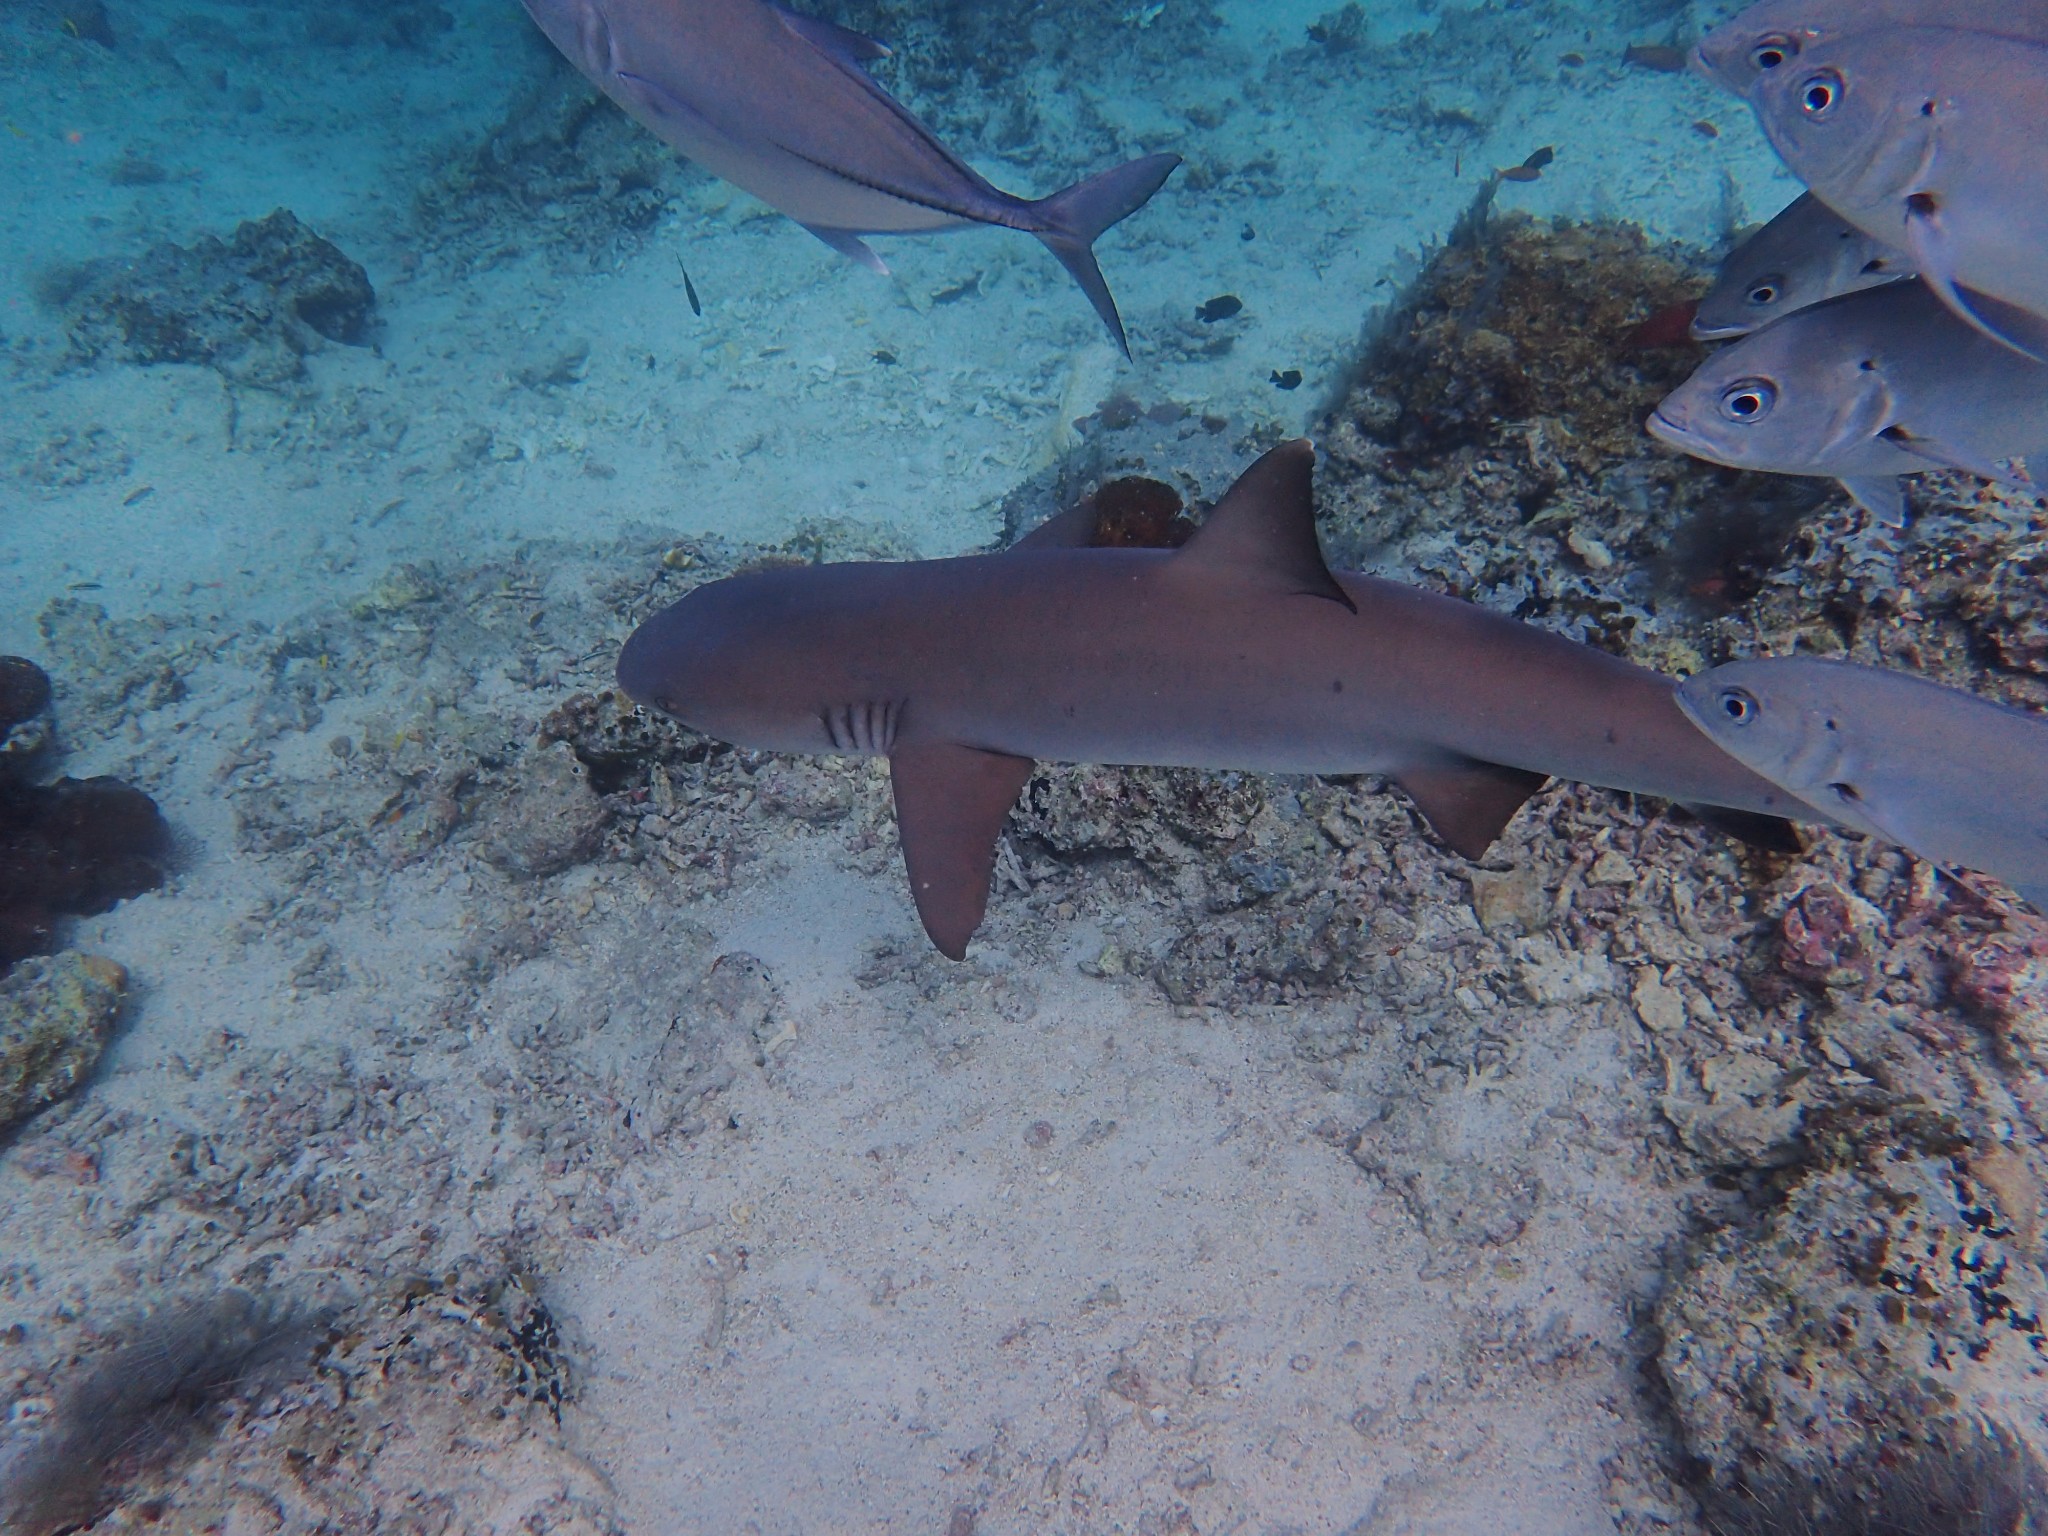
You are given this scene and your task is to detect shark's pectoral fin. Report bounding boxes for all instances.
[801,224,890,275]
[890,742,1037,960]
[1394,758,1549,861]
[1176,440,1356,611]
[1681,803,1804,855]
[771,3,892,65]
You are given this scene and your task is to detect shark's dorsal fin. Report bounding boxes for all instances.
[890,741,1036,960]
[1394,757,1548,860]
[1009,494,1101,551]
[1178,440,1356,611]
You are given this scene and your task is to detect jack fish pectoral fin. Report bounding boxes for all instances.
[1904,206,2048,362]
[770,3,892,66]
[1681,803,1804,854]
[800,224,890,274]
[613,70,721,138]
[1880,426,2037,496]
[1176,440,1356,611]
[889,742,1037,960]
[1393,759,1550,862]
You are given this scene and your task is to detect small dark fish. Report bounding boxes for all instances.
[1692,118,1720,137]
[1624,43,1688,72]
[1270,369,1303,390]
[873,347,898,365]
[1560,51,1586,67]
[679,262,702,317]
[1522,146,1555,171]
[1196,294,1242,323]
[121,484,153,506]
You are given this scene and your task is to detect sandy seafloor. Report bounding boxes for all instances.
[3,0,2044,1532]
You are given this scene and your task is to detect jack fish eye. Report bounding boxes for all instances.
[1799,70,1843,117]
[1745,277,1783,307]
[1750,34,1797,72]
[1718,379,1777,423]
[1716,687,1759,726]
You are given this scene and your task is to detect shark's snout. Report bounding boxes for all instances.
[615,611,679,714]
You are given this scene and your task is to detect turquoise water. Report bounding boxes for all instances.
[4,2,2042,1532]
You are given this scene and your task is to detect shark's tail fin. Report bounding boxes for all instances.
[1032,152,1180,358]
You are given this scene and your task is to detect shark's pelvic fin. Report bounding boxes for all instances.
[890,741,1037,960]
[1177,440,1357,612]
[1394,758,1549,861]
[1682,803,1803,854]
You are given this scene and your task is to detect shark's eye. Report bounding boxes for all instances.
[1745,277,1782,307]
[1751,34,1797,71]
[1719,379,1777,422]
[655,695,679,714]
[1800,70,1843,117]
[1828,781,1862,803]
[1717,687,1759,725]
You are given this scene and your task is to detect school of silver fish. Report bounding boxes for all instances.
[498,0,2048,944]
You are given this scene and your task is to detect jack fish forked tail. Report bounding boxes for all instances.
[516,0,1178,354]
[1023,154,1182,358]
[619,444,1825,961]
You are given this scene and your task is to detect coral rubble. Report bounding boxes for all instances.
[57,209,375,389]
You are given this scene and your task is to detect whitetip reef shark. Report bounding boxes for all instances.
[618,441,1828,959]
[517,0,1180,354]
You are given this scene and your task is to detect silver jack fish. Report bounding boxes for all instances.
[1749,24,2048,360]
[1693,0,2048,104]
[518,0,1181,354]
[1678,656,2048,908]
[1693,191,1911,341]
[618,442,1820,959]
[1648,279,2048,525]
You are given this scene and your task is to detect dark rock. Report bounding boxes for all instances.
[56,0,115,48]
[65,210,376,388]
[0,658,53,782]
[480,742,610,878]
[0,777,171,971]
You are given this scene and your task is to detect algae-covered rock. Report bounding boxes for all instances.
[480,741,610,878]
[0,951,127,1130]
[1658,1104,2048,1488]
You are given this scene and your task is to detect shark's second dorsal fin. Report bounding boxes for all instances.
[890,741,1037,960]
[1395,757,1549,860]
[1178,440,1356,611]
